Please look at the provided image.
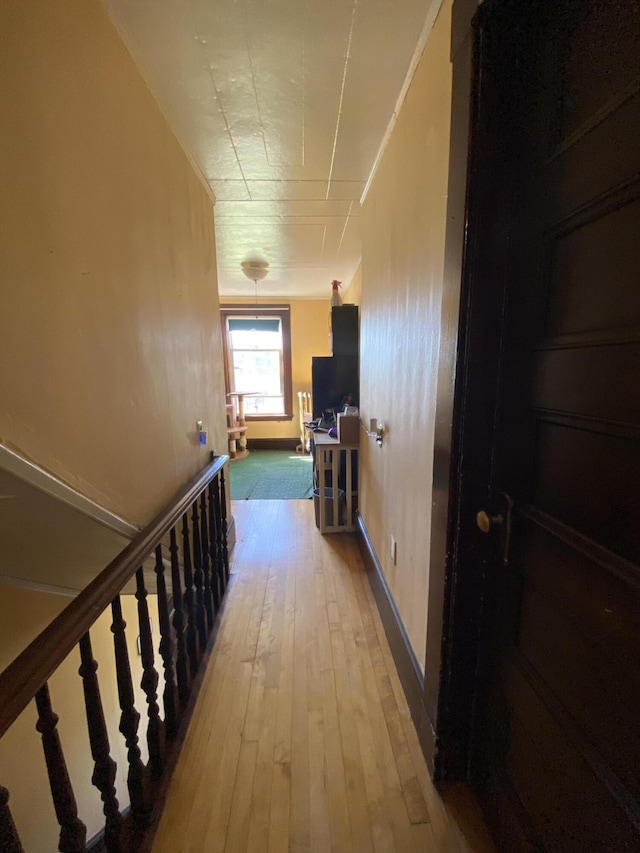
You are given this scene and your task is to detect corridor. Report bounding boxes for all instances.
[149,500,492,853]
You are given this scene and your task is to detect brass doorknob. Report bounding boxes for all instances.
[476,510,503,534]
[476,493,514,564]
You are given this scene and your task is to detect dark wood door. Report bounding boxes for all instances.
[459,2,640,849]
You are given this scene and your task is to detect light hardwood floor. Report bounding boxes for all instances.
[150,500,494,853]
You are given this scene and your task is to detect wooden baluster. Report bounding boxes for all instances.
[215,476,228,595]
[35,683,87,853]
[78,633,123,851]
[154,546,179,740]
[191,499,207,651]
[209,478,224,599]
[220,466,230,584]
[110,596,150,827]
[169,526,189,707]
[0,785,25,853]
[181,512,199,676]
[207,481,221,611]
[200,491,214,632]
[135,568,163,779]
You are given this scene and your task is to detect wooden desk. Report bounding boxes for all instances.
[313,432,358,533]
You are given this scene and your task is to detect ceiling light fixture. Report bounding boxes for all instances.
[241,260,269,282]
[241,260,269,309]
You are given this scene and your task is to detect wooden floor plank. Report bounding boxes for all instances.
[289,519,312,853]
[307,560,330,852]
[246,685,278,853]
[150,499,493,853]
[353,572,431,826]
[269,502,307,853]
[329,620,377,853]
[225,740,259,852]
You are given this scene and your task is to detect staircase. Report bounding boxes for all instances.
[0,455,231,853]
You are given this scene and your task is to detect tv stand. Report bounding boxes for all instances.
[313,432,358,533]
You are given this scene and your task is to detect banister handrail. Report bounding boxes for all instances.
[0,454,229,740]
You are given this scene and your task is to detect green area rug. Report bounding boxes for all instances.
[229,450,314,500]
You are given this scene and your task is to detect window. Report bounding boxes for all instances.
[220,305,293,420]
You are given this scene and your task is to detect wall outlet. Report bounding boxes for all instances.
[390,535,397,565]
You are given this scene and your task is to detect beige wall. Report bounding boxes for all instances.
[358,0,452,672]
[220,299,331,439]
[0,0,228,526]
[343,263,362,306]
[0,1,227,839]
[0,585,159,851]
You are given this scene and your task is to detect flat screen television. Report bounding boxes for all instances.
[311,356,359,420]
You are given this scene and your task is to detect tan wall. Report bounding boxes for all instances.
[343,263,362,306]
[220,299,331,439]
[358,0,452,672]
[0,584,160,851]
[0,0,228,527]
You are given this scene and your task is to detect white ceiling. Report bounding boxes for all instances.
[104,0,442,298]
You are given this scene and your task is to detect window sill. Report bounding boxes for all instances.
[245,414,294,422]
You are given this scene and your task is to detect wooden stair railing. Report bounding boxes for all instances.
[0,454,230,853]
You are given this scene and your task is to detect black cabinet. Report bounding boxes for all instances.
[330,305,359,356]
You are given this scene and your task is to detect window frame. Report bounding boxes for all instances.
[220,304,293,421]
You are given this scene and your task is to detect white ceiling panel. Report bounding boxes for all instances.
[104,0,443,297]
[217,221,326,260]
[334,212,361,261]
[245,180,330,201]
[215,199,356,220]
[327,181,366,201]
[209,180,252,201]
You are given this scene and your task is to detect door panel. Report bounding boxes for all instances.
[533,345,640,424]
[462,1,640,849]
[545,197,640,336]
[532,422,640,560]
[518,581,640,799]
[503,662,639,853]
[554,3,640,143]
[546,90,640,221]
